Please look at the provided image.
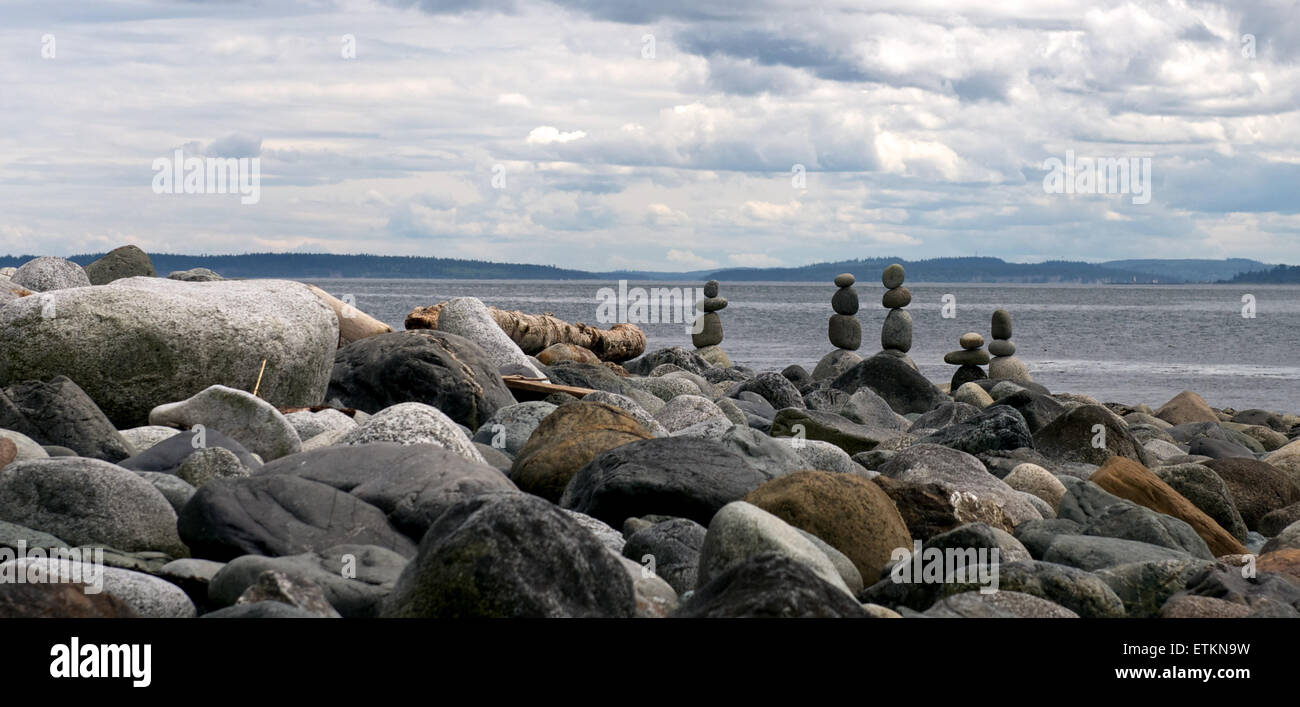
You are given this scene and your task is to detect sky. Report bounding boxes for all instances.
[0,0,1297,271]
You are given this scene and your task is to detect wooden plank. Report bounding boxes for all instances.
[502,375,595,399]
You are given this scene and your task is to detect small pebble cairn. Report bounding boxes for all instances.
[827,272,861,350]
[987,308,1032,382]
[944,332,989,389]
[692,280,732,367]
[878,263,915,368]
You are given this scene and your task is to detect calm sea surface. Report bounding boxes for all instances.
[305,279,1300,415]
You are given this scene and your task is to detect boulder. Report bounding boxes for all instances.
[381,494,635,618]
[177,474,417,561]
[1033,404,1150,467]
[0,457,186,556]
[9,256,90,292]
[1004,463,1066,510]
[0,376,132,461]
[923,591,1077,618]
[736,372,805,411]
[769,408,899,455]
[916,405,1033,455]
[325,330,515,430]
[654,394,729,433]
[149,385,301,461]
[870,475,1016,540]
[0,581,138,618]
[167,267,222,282]
[1204,457,1300,531]
[1090,457,1247,557]
[207,544,408,618]
[831,353,944,414]
[256,442,518,540]
[469,401,557,456]
[0,558,195,617]
[176,447,249,488]
[434,297,546,378]
[340,402,485,464]
[1155,391,1219,426]
[560,437,768,527]
[698,502,852,595]
[118,428,260,475]
[83,245,156,285]
[622,518,706,595]
[675,552,868,618]
[744,470,911,580]
[0,277,338,427]
[511,402,654,502]
[877,444,1043,526]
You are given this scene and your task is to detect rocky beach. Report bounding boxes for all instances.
[3,246,1300,619]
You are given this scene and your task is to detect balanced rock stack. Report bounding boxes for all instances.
[811,273,863,380]
[943,332,989,390]
[988,308,1031,383]
[692,280,731,368]
[878,263,916,370]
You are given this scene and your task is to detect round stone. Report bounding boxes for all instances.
[989,339,1016,357]
[833,273,855,288]
[991,309,1012,340]
[988,355,1031,383]
[881,264,905,290]
[944,349,991,366]
[881,286,910,309]
[959,332,984,350]
[828,314,861,350]
[702,296,728,313]
[692,312,723,348]
[704,280,720,298]
[880,308,912,352]
[951,364,987,391]
[831,287,859,315]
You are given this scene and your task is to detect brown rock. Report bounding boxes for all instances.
[0,437,15,470]
[745,470,911,580]
[1158,594,1251,618]
[0,582,138,618]
[1090,457,1247,557]
[536,343,600,366]
[1155,391,1220,426]
[1257,549,1300,587]
[871,475,1015,541]
[511,402,654,502]
[1204,457,1300,531]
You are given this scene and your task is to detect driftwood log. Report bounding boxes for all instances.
[306,285,394,347]
[406,303,646,362]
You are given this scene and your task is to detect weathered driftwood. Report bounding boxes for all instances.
[307,284,393,346]
[405,303,646,362]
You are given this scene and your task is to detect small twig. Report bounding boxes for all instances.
[252,359,268,397]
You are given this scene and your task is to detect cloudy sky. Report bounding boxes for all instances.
[0,0,1297,271]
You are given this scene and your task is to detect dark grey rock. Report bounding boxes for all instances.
[0,376,132,462]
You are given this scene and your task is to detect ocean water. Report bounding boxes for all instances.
[305,278,1300,415]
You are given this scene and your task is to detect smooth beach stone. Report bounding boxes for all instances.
[470,401,559,456]
[701,296,728,312]
[697,501,852,596]
[944,349,991,366]
[989,355,1031,383]
[833,273,855,288]
[959,332,984,350]
[991,309,1013,340]
[811,348,863,381]
[703,280,720,298]
[692,312,723,348]
[83,245,156,285]
[989,339,1016,356]
[880,308,912,352]
[695,344,731,368]
[167,267,222,282]
[881,263,905,289]
[831,286,858,315]
[828,314,861,350]
[674,552,868,618]
[881,286,911,309]
[950,364,987,391]
[436,297,546,379]
[0,376,133,462]
[341,402,485,464]
[176,446,249,488]
[149,384,301,462]
[1154,391,1220,426]
[10,256,91,292]
[736,372,805,411]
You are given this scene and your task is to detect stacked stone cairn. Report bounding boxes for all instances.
[944,332,989,390]
[878,263,916,370]
[692,280,732,367]
[988,308,1031,383]
[811,273,863,380]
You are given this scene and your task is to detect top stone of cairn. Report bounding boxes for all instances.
[704,280,720,298]
[833,273,855,288]
[882,263,905,290]
[991,309,1012,340]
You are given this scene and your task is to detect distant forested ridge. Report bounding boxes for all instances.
[0,252,598,280]
[0,251,1285,283]
[1221,265,1300,284]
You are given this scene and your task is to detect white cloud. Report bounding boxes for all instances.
[526,126,588,144]
[666,249,719,269]
[730,253,785,267]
